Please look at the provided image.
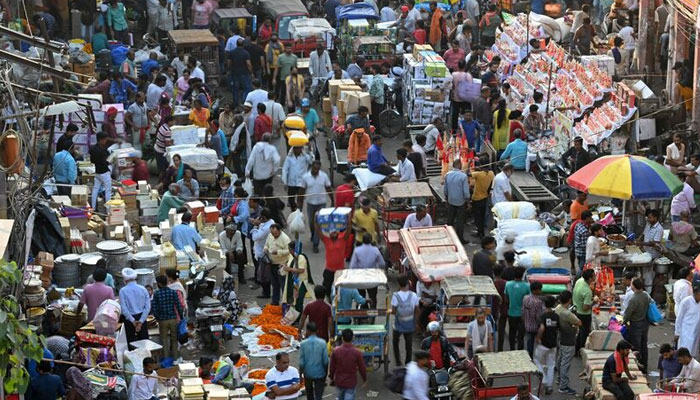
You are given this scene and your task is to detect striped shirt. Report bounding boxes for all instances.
[154,124,172,154]
[265,366,300,399]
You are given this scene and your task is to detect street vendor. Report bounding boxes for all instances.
[679,153,700,193]
[636,209,662,289]
[212,352,253,391]
[560,136,590,173]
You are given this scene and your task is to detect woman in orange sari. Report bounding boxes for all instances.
[188,99,210,128]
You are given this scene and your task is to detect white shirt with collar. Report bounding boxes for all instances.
[403,212,433,228]
[397,158,417,182]
[129,371,158,400]
[191,66,206,83]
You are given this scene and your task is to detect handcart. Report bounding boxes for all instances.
[211,8,255,36]
[168,30,220,86]
[256,0,309,49]
[398,225,471,284]
[437,276,500,344]
[379,182,435,268]
[289,18,336,57]
[472,351,541,400]
[332,268,391,374]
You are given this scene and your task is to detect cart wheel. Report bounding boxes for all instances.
[378,109,404,138]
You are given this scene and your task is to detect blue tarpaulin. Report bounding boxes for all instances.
[335,3,379,21]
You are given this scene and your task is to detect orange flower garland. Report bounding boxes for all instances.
[248,369,269,380]
[250,304,298,348]
[235,355,249,367]
[252,383,267,396]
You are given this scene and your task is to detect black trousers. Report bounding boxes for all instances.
[498,313,508,351]
[627,320,649,372]
[472,198,488,237]
[371,100,385,134]
[447,204,466,241]
[374,164,396,176]
[603,381,634,400]
[305,378,326,400]
[451,100,469,131]
[287,186,303,208]
[575,313,592,353]
[123,313,149,344]
[261,264,281,305]
[253,177,273,197]
[322,269,335,302]
[508,315,524,350]
[359,288,378,308]
[392,331,414,366]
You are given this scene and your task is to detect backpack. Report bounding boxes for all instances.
[384,367,407,393]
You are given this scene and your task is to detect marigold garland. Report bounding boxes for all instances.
[252,383,267,396]
[235,355,249,367]
[248,369,269,380]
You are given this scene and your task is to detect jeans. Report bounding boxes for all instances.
[508,316,524,350]
[261,264,281,304]
[603,381,634,400]
[305,378,326,400]
[558,344,575,389]
[307,203,326,249]
[231,73,252,106]
[472,198,488,237]
[533,344,557,388]
[524,332,536,357]
[91,171,112,209]
[337,387,356,400]
[392,330,414,366]
[447,204,466,241]
[575,313,592,353]
[497,313,508,351]
[627,319,649,372]
[158,318,179,359]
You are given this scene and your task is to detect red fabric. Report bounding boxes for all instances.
[254,114,272,142]
[509,120,525,142]
[75,331,116,347]
[413,29,427,45]
[567,219,583,244]
[301,300,333,341]
[614,350,627,374]
[259,24,272,44]
[230,200,240,217]
[330,343,367,389]
[321,234,347,271]
[216,197,222,210]
[430,340,444,369]
[334,184,355,207]
[132,160,150,182]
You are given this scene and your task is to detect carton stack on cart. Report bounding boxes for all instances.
[581,331,652,400]
[323,79,369,127]
[402,44,452,124]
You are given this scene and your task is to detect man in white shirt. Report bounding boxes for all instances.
[618,20,636,60]
[674,267,694,318]
[396,148,417,182]
[620,272,635,314]
[188,58,206,83]
[146,75,166,110]
[309,44,332,90]
[298,160,332,253]
[585,223,608,265]
[264,92,287,139]
[422,118,444,153]
[265,352,302,400]
[491,164,514,205]
[245,133,281,195]
[224,28,243,52]
[675,287,700,358]
[403,350,430,400]
[245,79,268,117]
[219,224,244,279]
[405,0,422,33]
[673,347,700,393]
[380,1,397,22]
[403,205,433,228]
[129,357,158,400]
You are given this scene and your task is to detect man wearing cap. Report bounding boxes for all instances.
[220,224,245,282]
[560,136,590,173]
[242,101,256,139]
[119,267,151,344]
[299,98,321,137]
[282,145,314,207]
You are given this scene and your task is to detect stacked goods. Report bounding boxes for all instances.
[79,253,103,284]
[316,207,352,234]
[96,240,131,288]
[105,199,126,225]
[327,80,365,126]
[138,190,160,226]
[51,95,103,158]
[37,252,54,288]
[54,254,82,288]
[186,201,205,218]
[402,45,452,124]
[70,185,89,205]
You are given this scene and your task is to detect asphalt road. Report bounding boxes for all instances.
[175,107,674,400]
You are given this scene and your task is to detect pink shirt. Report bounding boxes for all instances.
[80,282,115,321]
[192,0,213,26]
[443,48,466,71]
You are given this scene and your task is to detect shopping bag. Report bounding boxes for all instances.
[178,317,189,344]
[647,299,664,323]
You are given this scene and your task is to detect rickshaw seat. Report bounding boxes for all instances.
[337,324,387,333]
[387,230,400,244]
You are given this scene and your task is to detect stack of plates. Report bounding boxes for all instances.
[131,251,160,274]
[79,253,103,284]
[25,278,46,307]
[54,254,81,288]
[96,241,131,289]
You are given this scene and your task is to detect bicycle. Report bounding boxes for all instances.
[378,85,405,138]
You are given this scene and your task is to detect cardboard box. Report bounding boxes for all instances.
[141,207,159,217]
[342,91,372,115]
[425,62,447,78]
[425,89,445,102]
[139,199,159,209]
[412,44,433,59]
[329,79,354,103]
[70,186,89,205]
[203,206,219,224]
[68,216,89,231]
[37,252,54,268]
[322,97,332,113]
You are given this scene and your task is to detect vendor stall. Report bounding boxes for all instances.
[168,30,220,86]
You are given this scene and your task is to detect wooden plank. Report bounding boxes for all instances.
[168,30,218,46]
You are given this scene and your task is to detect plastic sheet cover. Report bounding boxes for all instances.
[166,146,220,170]
[289,18,336,39]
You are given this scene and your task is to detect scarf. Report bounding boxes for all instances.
[470,321,488,351]
[266,41,282,64]
[673,220,695,235]
[567,219,584,244]
[66,367,92,400]
[176,162,185,181]
[614,350,628,375]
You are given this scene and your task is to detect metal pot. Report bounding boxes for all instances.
[601,248,624,264]
[654,257,672,274]
[607,234,627,249]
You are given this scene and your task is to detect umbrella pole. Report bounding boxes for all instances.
[622,200,626,232]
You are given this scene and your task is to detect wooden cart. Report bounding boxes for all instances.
[168,30,221,86]
[212,8,255,36]
[438,275,500,344]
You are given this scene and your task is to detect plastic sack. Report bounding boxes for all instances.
[353,167,395,190]
[599,212,615,226]
[495,219,543,238]
[247,306,263,315]
[492,201,537,220]
[243,179,254,196]
[628,252,652,264]
[516,246,559,268]
[92,299,121,335]
[288,209,306,234]
[123,347,151,385]
[513,230,550,250]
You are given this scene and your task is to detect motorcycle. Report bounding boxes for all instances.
[187,263,232,351]
[536,150,571,200]
[428,368,453,400]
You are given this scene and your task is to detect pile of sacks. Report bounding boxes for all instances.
[492,201,559,269]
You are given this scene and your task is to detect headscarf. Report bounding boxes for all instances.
[176,162,185,181]
[266,40,282,65]
[66,367,92,400]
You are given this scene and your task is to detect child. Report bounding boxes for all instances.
[413,20,427,45]
[128,357,158,400]
[199,357,214,383]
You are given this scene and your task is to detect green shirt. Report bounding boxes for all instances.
[504,280,531,317]
[554,304,579,346]
[276,53,298,81]
[369,75,385,104]
[106,3,128,31]
[572,277,593,315]
[158,191,186,222]
[92,33,109,54]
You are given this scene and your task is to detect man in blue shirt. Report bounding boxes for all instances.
[26,360,64,400]
[500,130,528,170]
[298,98,321,134]
[299,322,329,400]
[367,136,395,175]
[459,110,481,150]
[335,287,366,324]
[444,159,470,243]
[141,52,160,78]
[52,148,77,195]
[171,212,202,251]
[119,268,151,344]
[109,72,138,105]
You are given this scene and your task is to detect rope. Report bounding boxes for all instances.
[42,358,174,381]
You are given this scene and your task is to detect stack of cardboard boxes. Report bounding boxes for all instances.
[324,79,370,126]
[137,183,160,227]
[403,44,453,125]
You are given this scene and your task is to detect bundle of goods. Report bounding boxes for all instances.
[435,132,476,178]
[316,207,352,234]
[402,45,453,124]
[73,330,117,367]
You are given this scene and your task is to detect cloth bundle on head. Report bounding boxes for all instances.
[106,106,118,117]
[122,267,137,281]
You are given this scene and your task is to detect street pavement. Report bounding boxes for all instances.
[178,109,676,400]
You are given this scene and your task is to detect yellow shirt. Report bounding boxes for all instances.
[264,231,291,265]
[264,42,285,70]
[189,108,210,128]
[352,208,379,243]
[471,170,495,201]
